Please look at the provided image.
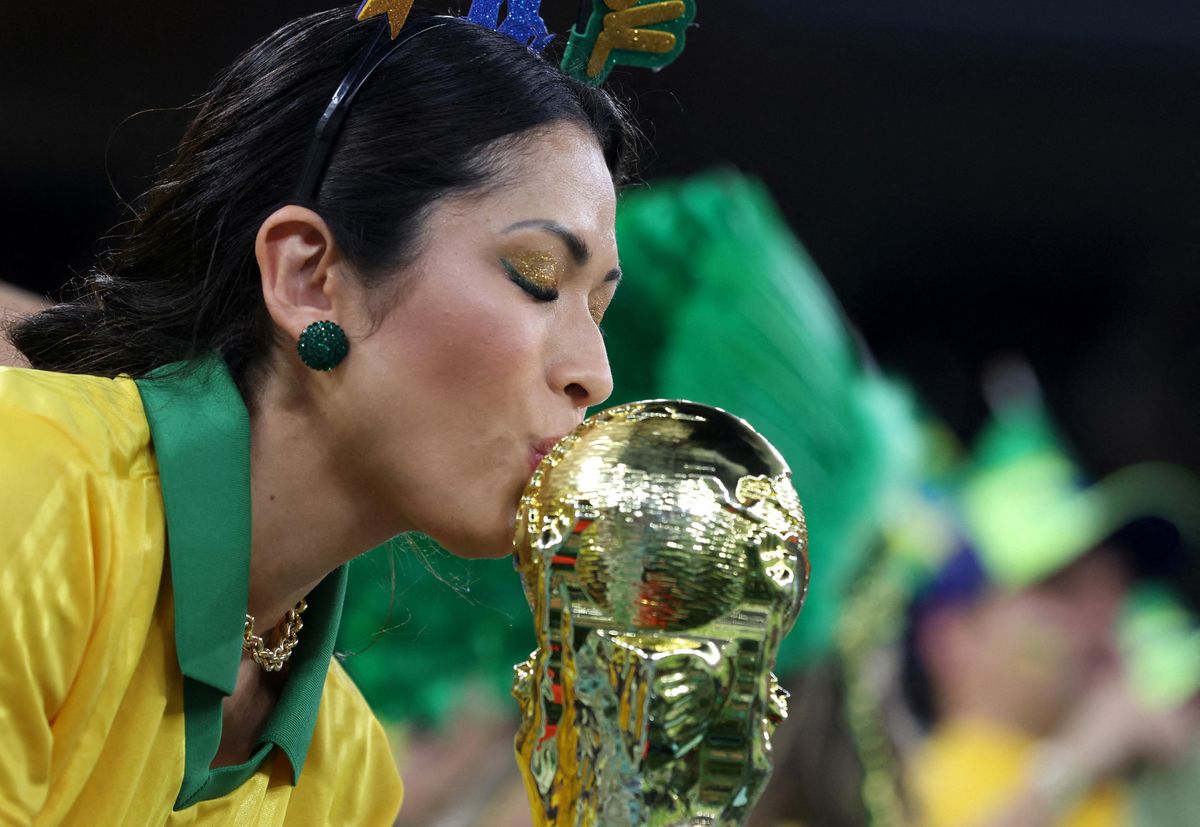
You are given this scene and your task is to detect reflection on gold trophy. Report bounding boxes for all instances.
[513,400,809,826]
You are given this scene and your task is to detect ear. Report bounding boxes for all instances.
[256,205,348,342]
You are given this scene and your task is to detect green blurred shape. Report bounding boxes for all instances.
[604,170,918,669]
[336,534,533,726]
[1120,582,1200,710]
[961,397,1200,589]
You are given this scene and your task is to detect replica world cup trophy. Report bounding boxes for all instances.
[513,400,810,826]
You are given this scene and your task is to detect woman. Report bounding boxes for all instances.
[1,5,632,823]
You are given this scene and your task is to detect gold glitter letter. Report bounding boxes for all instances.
[587,0,689,79]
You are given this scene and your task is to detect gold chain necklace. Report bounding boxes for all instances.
[243,599,308,672]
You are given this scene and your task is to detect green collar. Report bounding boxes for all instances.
[136,355,348,808]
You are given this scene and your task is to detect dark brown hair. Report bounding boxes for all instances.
[11,6,635,397]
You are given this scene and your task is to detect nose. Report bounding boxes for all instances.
[547,305,613,411]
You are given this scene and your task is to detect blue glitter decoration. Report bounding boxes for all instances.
[465,0,554,52]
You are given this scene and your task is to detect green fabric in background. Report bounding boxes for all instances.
[603,171,917,670]
[336,535,533,726]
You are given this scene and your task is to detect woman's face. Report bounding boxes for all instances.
[337,123,620,557]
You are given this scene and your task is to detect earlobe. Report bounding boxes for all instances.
[256,205,344,341]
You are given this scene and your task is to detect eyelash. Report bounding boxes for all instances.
[502,260,559,302]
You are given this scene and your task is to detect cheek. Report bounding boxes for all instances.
[991,602,1083,676]
[371,279,550,554]
[392,251,545,394]
[408,299,541,400]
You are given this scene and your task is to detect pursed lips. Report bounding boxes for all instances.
[529,434,568,472]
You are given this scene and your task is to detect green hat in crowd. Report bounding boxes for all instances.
[962,393,1200,588]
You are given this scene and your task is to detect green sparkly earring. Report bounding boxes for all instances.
[297,320,349,371]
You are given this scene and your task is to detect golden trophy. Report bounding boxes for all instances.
[513,400,809,826]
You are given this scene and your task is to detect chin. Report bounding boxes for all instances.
[428,515,517,559]
[413,482,522,559]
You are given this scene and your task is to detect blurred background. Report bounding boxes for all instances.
[3,2,1199,825]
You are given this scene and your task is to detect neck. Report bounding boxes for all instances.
[244,360,410,629]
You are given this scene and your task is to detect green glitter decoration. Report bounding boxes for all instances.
[297,320,349,371]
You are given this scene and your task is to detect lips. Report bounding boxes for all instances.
[530,435,567,473]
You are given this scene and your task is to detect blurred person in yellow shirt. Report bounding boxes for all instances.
[903,390,1200,827]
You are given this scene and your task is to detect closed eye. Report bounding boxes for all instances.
[503,259,559,302]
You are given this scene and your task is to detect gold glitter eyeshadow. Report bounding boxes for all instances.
[506,250,562,293]
[588,294,607,325]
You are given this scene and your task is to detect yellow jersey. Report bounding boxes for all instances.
[909,717,1126,827]
[0,358,403,825]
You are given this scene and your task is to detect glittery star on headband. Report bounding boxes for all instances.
[465,0,555,52]
[357,0,417,39]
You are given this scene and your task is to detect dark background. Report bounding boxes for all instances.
[3,0,1198,475]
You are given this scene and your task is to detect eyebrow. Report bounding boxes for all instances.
[503,219,622,285]
[503,219,590,265]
